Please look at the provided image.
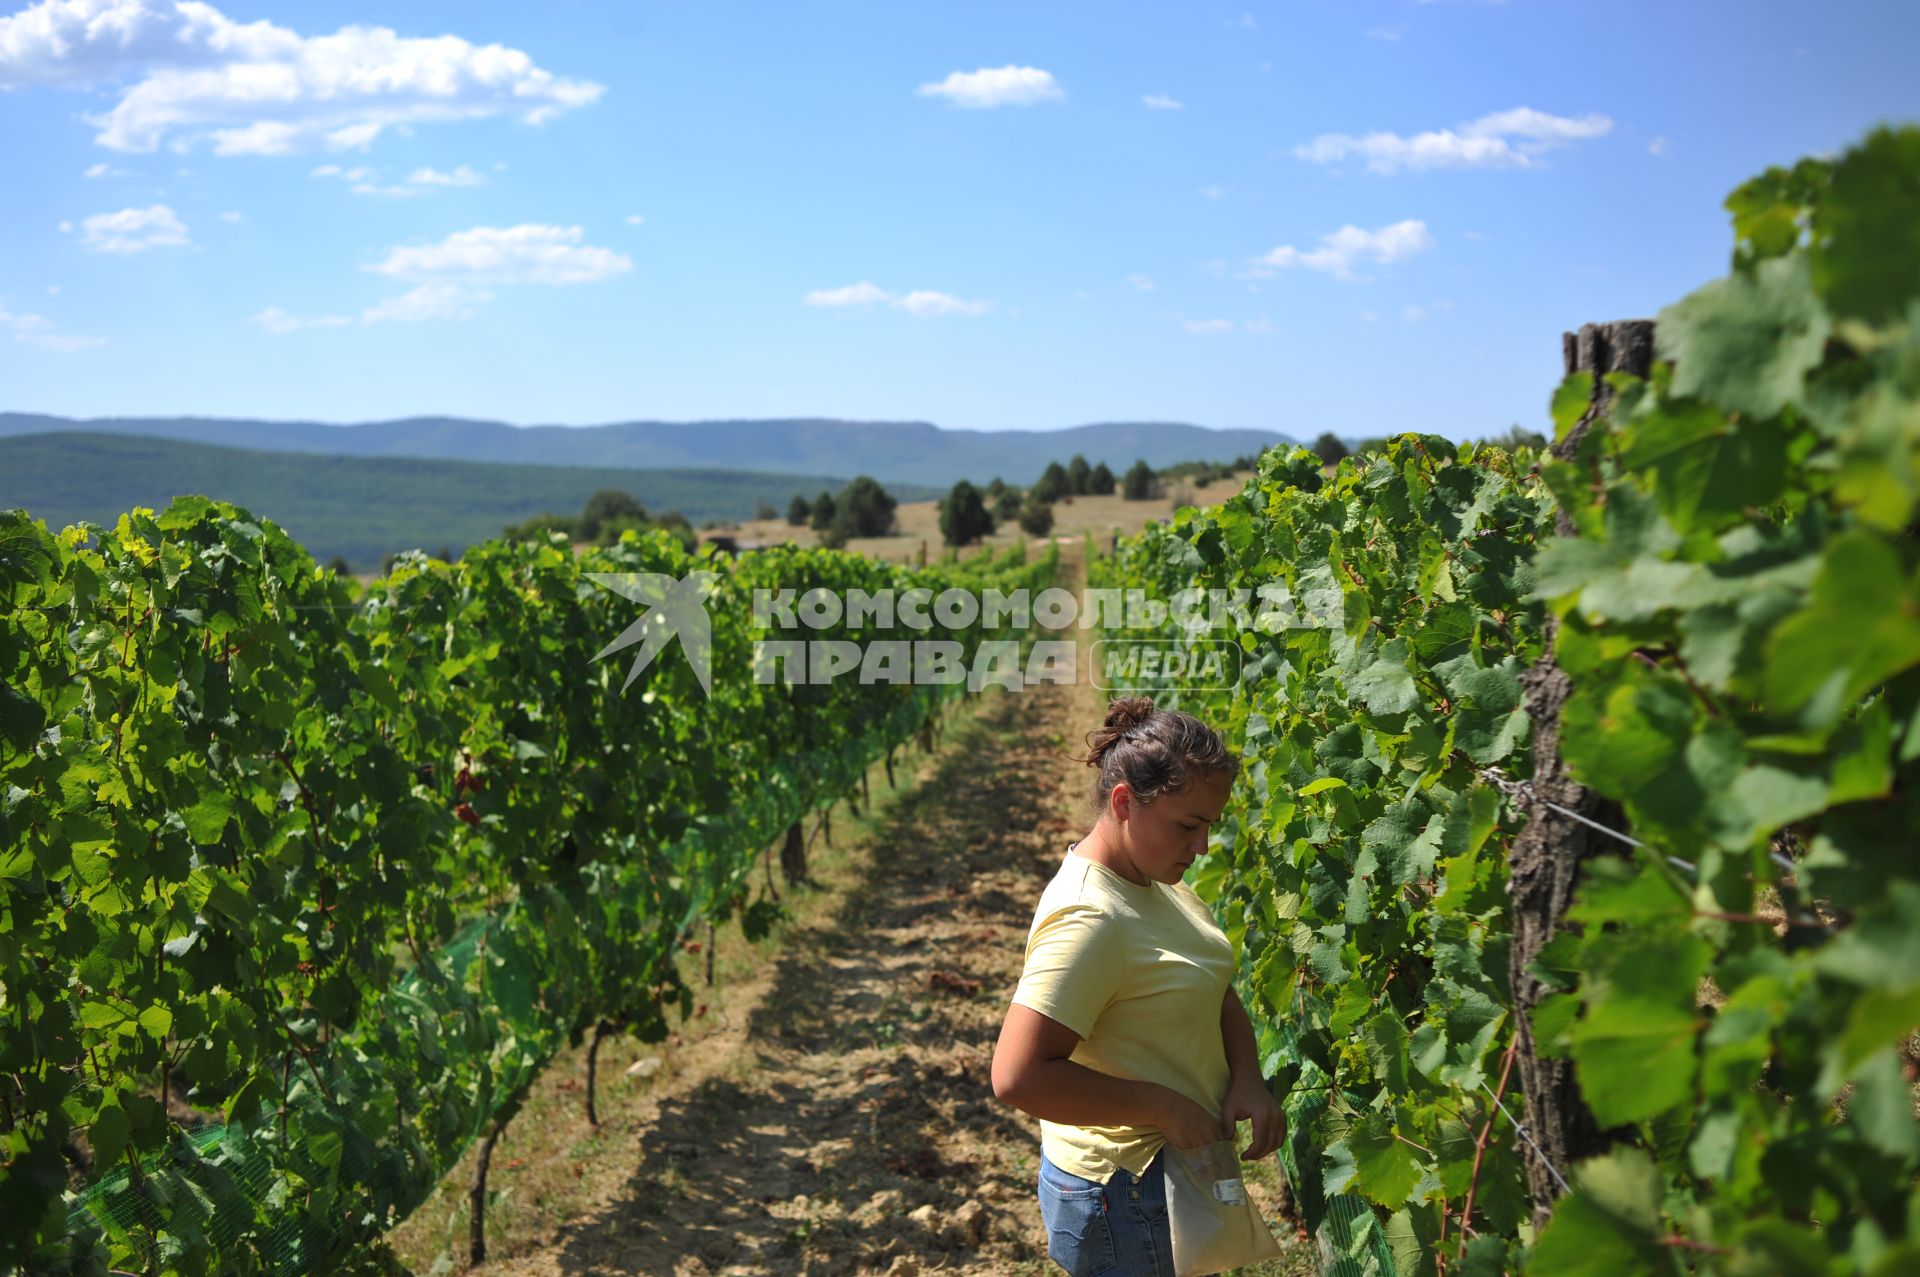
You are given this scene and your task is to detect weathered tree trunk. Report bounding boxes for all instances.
[1509,320,1654,1221]
[780,820,806,886]
[885,747,896,788]
[705,920,715,986]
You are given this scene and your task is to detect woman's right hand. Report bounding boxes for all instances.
[1154,1089,1225,1149]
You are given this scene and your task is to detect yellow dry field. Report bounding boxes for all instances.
[703,471,1257,566]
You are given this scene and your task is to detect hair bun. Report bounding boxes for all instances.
[1082,695,1157,768]
[1104,695,1156,735]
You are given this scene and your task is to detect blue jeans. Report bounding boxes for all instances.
[1036,1148,1174,1277]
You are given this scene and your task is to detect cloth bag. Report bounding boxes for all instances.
[1163,1139,1284,1277]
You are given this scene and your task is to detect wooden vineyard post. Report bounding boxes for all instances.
[780,820,806,886]
[586,1020,610,1126]
[469,1118,505,1263]
[1508,319,1655,1220]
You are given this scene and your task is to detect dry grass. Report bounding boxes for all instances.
[704,471,1257,566]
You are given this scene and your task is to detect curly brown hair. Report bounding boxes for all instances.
[1078,694,1239,815]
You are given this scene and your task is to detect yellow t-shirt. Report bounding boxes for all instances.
[1009,842,1237,1183]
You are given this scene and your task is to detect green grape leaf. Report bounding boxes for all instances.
[138,1005,173,1040]
[1658,251,1830,422]
[0,679,46,751]
[1350,640,1419,715]
[1765,531,1920,723]
[1570,998,1701,1126]
[1812,125,1920,325]
[1568,857,1691,928]
[1846,1049,1920,1162]
[181,791,235,845]
[89,1102,133,1168]
[1552,373,1595,442]
[1528,1148,1666,1276]
[1342,1111,1425,1207]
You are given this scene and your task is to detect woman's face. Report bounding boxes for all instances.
[1113,772,1234,886]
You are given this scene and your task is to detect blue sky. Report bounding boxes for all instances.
[3,0,1916,441]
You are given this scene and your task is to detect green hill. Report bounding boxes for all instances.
[0,411,1294,489]
[0,432,942,572]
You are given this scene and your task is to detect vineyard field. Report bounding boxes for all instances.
[1092,127,1920,1275]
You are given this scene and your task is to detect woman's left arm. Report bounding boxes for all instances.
[1220,986,1287,1160]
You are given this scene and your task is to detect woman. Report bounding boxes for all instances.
[991,695,1285,1276]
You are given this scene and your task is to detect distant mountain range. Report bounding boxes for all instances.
[0,432,944,572]
[0,412,1295,489]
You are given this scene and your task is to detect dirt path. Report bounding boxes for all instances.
[392,549,1310,1276]
[479,675,1095,1276]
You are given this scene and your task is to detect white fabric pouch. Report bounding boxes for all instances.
[1163,1139,1284,1277]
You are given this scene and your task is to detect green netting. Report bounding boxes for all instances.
[1211,998,1399,1277]
[1270,1037,1399,1277]
[61,684,956,1277]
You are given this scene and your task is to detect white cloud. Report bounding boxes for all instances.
[365,224,630,286]
[1227,12,1257,29]
[1254,219,1433,280]
[805,281,890,308]
[625,213,645,226]
[1358,309,1381,323]
[803,281,990,317]
[361,283,491,324]
[312,162,482,196]
[250,306,352,334]
[82,161,126,177]
[1294,107,1612,174]
[70,203,190,252]
[1648,136,1671,158]
[1,302,104,351]
[1179,315,1270,335]
[1365,26,1405,41]
[0,0,603,155]
[1142,93,1182,111]
[897,290,990,317]
[217,209,243,222]
[408,164,484,187]
[1199,185,1226,200]
[1396,300,1454,323]
[915,65,1063,109]
[1126,273,1155,292]
[260,223,625,330]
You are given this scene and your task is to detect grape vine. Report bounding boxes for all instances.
[0,506,1057,1275]
[1092,126,1919,1274]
